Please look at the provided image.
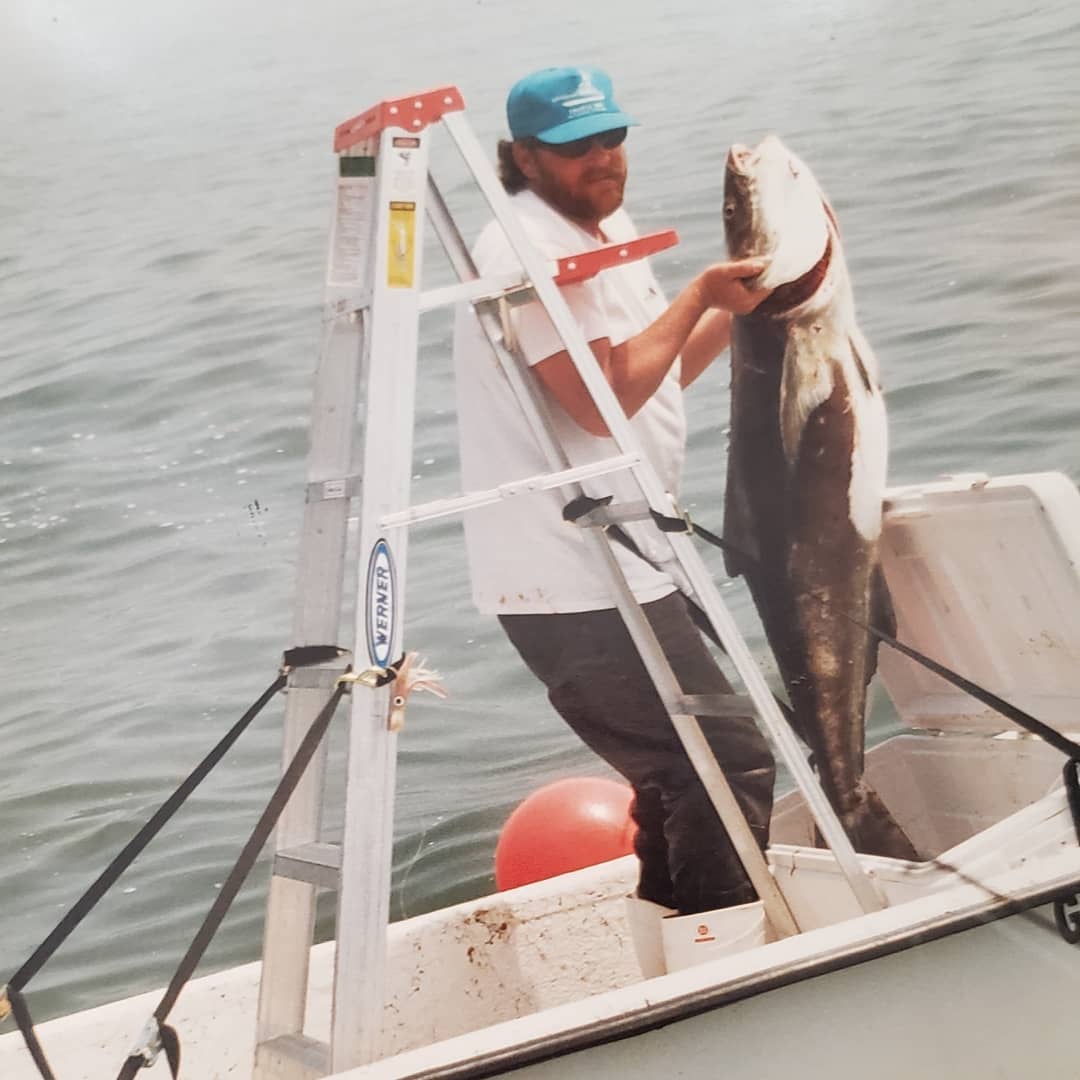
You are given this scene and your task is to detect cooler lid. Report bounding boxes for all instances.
[878,471,1080,735]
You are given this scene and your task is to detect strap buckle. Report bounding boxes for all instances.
[130,1015,163,1067]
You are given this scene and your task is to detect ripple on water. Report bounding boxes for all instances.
[2,0,1078,1025]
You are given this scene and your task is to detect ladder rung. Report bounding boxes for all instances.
[419,272,528,312]
[274,842,341,889]
[670,694,757,719]
[305,475,361,504]
[379,453,641,529]
[418,230,680,313]
[254,1033,329,1080]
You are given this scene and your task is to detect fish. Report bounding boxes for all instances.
[721,135,918,861]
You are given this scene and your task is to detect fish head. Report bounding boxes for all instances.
[724,134,832,291]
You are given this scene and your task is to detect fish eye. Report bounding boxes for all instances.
[723,202,736,218]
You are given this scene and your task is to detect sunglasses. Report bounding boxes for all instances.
[534,127,628,159]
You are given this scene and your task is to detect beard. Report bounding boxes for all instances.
[531,161,627,224]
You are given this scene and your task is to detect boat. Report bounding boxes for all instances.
[3,468,1080,1079]
[3,88,1080,1079]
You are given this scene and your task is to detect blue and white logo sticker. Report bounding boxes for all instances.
[365,539,396,668]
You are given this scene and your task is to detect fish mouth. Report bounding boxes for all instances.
[726,144,755,176]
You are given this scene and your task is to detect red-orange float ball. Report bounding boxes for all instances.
[494,776,637,891]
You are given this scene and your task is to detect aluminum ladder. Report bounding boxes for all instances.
[253,85,885,1080]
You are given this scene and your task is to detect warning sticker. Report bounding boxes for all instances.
[328,175,375,288]
[386,201,416,289]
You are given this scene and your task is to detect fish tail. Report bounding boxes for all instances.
[842,779,919,860]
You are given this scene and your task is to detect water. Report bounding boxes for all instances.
[1,0,1077,1027]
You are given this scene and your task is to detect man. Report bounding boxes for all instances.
[452,66,776,973]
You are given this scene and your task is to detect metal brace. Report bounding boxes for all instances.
[669,693,757,719]
[337,666,394,691]
[570,499,654,529]
[322,291,372,323]
[305,475,362,504]
[287,666,352,690]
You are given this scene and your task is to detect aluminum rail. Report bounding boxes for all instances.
[426,173,802,935]
[441,109,885,916]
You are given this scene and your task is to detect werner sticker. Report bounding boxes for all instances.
[365,539,396,668]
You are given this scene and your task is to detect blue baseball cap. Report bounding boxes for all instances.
[506,66,639,145]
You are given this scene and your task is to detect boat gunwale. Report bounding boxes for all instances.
[351,854,1080,1080]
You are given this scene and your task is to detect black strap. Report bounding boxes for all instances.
[161,1025,181,1079]
[282,645,349,670]
[567,495,1080,766]
[651,505,1080,762]
[6,987,56,1080]
[561,495,795,725]
[8,672,287,997]
[114,679,349,1078]
[1065,761,1080,846]
[828,600,1080,761]
[7,645,346,1080]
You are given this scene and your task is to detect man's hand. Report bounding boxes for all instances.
[699,259,771,314]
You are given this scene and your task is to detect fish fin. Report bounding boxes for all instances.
[865,562,897,684]
[849,337,873,394]
[722,458,759,577]
[848,325,882,391]
[779,326,835,464]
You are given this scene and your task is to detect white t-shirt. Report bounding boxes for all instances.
[452,188,687,614]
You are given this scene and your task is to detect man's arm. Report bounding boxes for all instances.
[532,259,768,437]
[679,308,733,389]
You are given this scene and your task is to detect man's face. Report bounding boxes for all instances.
[515,134,628,224]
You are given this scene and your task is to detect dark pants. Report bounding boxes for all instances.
[499,592,776,914]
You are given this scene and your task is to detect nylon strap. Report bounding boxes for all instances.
[1065,761,1080,846]
[113,679,349,1078]
[561,495,795,725]
[9,672,287,996]
[6,645,346,1080]
[7,986,56,1080]
[566,495,1080,766]
[648,504,1080,761]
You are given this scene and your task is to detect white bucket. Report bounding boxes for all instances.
[623,894,676,979]
[661,899,767,973]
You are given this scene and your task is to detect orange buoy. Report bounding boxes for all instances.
[494,776,637,890]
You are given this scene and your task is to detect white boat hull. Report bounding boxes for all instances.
[5,470,1080,1078]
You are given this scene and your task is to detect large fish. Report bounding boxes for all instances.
[722,135,918,861]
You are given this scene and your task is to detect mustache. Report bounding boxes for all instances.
[583,170,624,184]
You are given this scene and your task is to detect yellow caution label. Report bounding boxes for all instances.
[387,201,416,288]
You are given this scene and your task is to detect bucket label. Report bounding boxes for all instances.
[366,539,396,668]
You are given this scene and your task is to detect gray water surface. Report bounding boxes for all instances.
[1,0,1078,1025]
